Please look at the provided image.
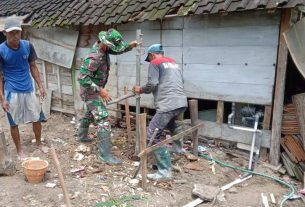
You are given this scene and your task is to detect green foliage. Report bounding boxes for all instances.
[96,195,146,207]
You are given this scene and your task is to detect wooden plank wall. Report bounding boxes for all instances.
[183,12,280,105]
[36,59,75,114]
[117,11,280,106]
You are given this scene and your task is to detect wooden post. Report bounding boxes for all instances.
[42,60,48,89]
[139,113,147,190]
[124,86,132,142]
[263,106,272,130]
[261,106,272,161]
[189,99,199,155]
[217,101,224,125]
[270,9,291,166]
[50,146,72,207]
[55,64,63,109]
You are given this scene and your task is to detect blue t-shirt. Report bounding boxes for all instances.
[0,40,37,93]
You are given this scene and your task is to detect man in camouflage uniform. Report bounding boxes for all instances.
[78,29,139,165]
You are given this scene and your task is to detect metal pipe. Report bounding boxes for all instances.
[248,113,260,170]
[135,29,142,154]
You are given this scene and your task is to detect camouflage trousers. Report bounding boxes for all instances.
[147,107,186,144]
[79,86,109,128]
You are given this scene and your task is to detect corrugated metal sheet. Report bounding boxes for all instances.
[0,0,304,27]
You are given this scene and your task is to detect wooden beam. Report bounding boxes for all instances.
[217,101,224,124]
[138,124,203,157]
[189,99,199,155]
[139,113,147,190]
[270,9,291,166]
[41,60,48,89]
[198,120,271,148]
[55,64,63,109]
[261,105,272,161]
[124,86,132,142]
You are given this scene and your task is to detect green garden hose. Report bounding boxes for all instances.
[198,153,296,207]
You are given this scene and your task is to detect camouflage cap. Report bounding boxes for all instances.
[98,29,128,53]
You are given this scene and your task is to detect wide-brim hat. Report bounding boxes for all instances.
[98,29,128,53]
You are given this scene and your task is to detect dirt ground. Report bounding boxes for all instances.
[0,111,304,207]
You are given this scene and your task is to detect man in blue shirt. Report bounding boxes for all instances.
[0,18,46,160]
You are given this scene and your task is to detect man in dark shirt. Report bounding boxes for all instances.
[133,44,187,180]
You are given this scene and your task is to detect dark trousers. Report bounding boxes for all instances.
[147,107,186,144]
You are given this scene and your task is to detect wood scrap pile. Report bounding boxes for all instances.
[281,104,300,135]
[280,94,305,181]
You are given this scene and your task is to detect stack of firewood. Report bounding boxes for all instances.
[281,98,305,181]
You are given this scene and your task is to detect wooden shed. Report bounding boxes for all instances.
[1,0,305,165]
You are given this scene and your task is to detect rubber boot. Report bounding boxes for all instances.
[169,125,185,154]
[78,119,93,142]
[97,127,122,165]
[147,146,172,181]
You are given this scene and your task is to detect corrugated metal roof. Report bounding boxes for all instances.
[0,0,304,27]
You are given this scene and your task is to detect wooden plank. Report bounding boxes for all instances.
[183,25,279,47]
[217,101,224,124]
[118,17,184,30]
[117,46,182,64]
[138,124,203,157]
[263,106,272,130]
[198,121,271,148]
[55,64,63,109]
[292,93,305,150]
[120,30,160,47]
[183,11,280,29]
[29,27,79,68]
[41,60,48,89]
[139,113,147,190]
[41,89,52,119]
[183,64,275,85]
[51,106,75,114]
[270,9,291,166]
[162,30,183,47]
[183,46,277,66]
[189,100,199,155]
[184,81,273,105]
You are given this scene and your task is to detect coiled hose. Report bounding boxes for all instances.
[198,153,296,207]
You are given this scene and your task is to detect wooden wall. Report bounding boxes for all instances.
[117,10,281,106]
